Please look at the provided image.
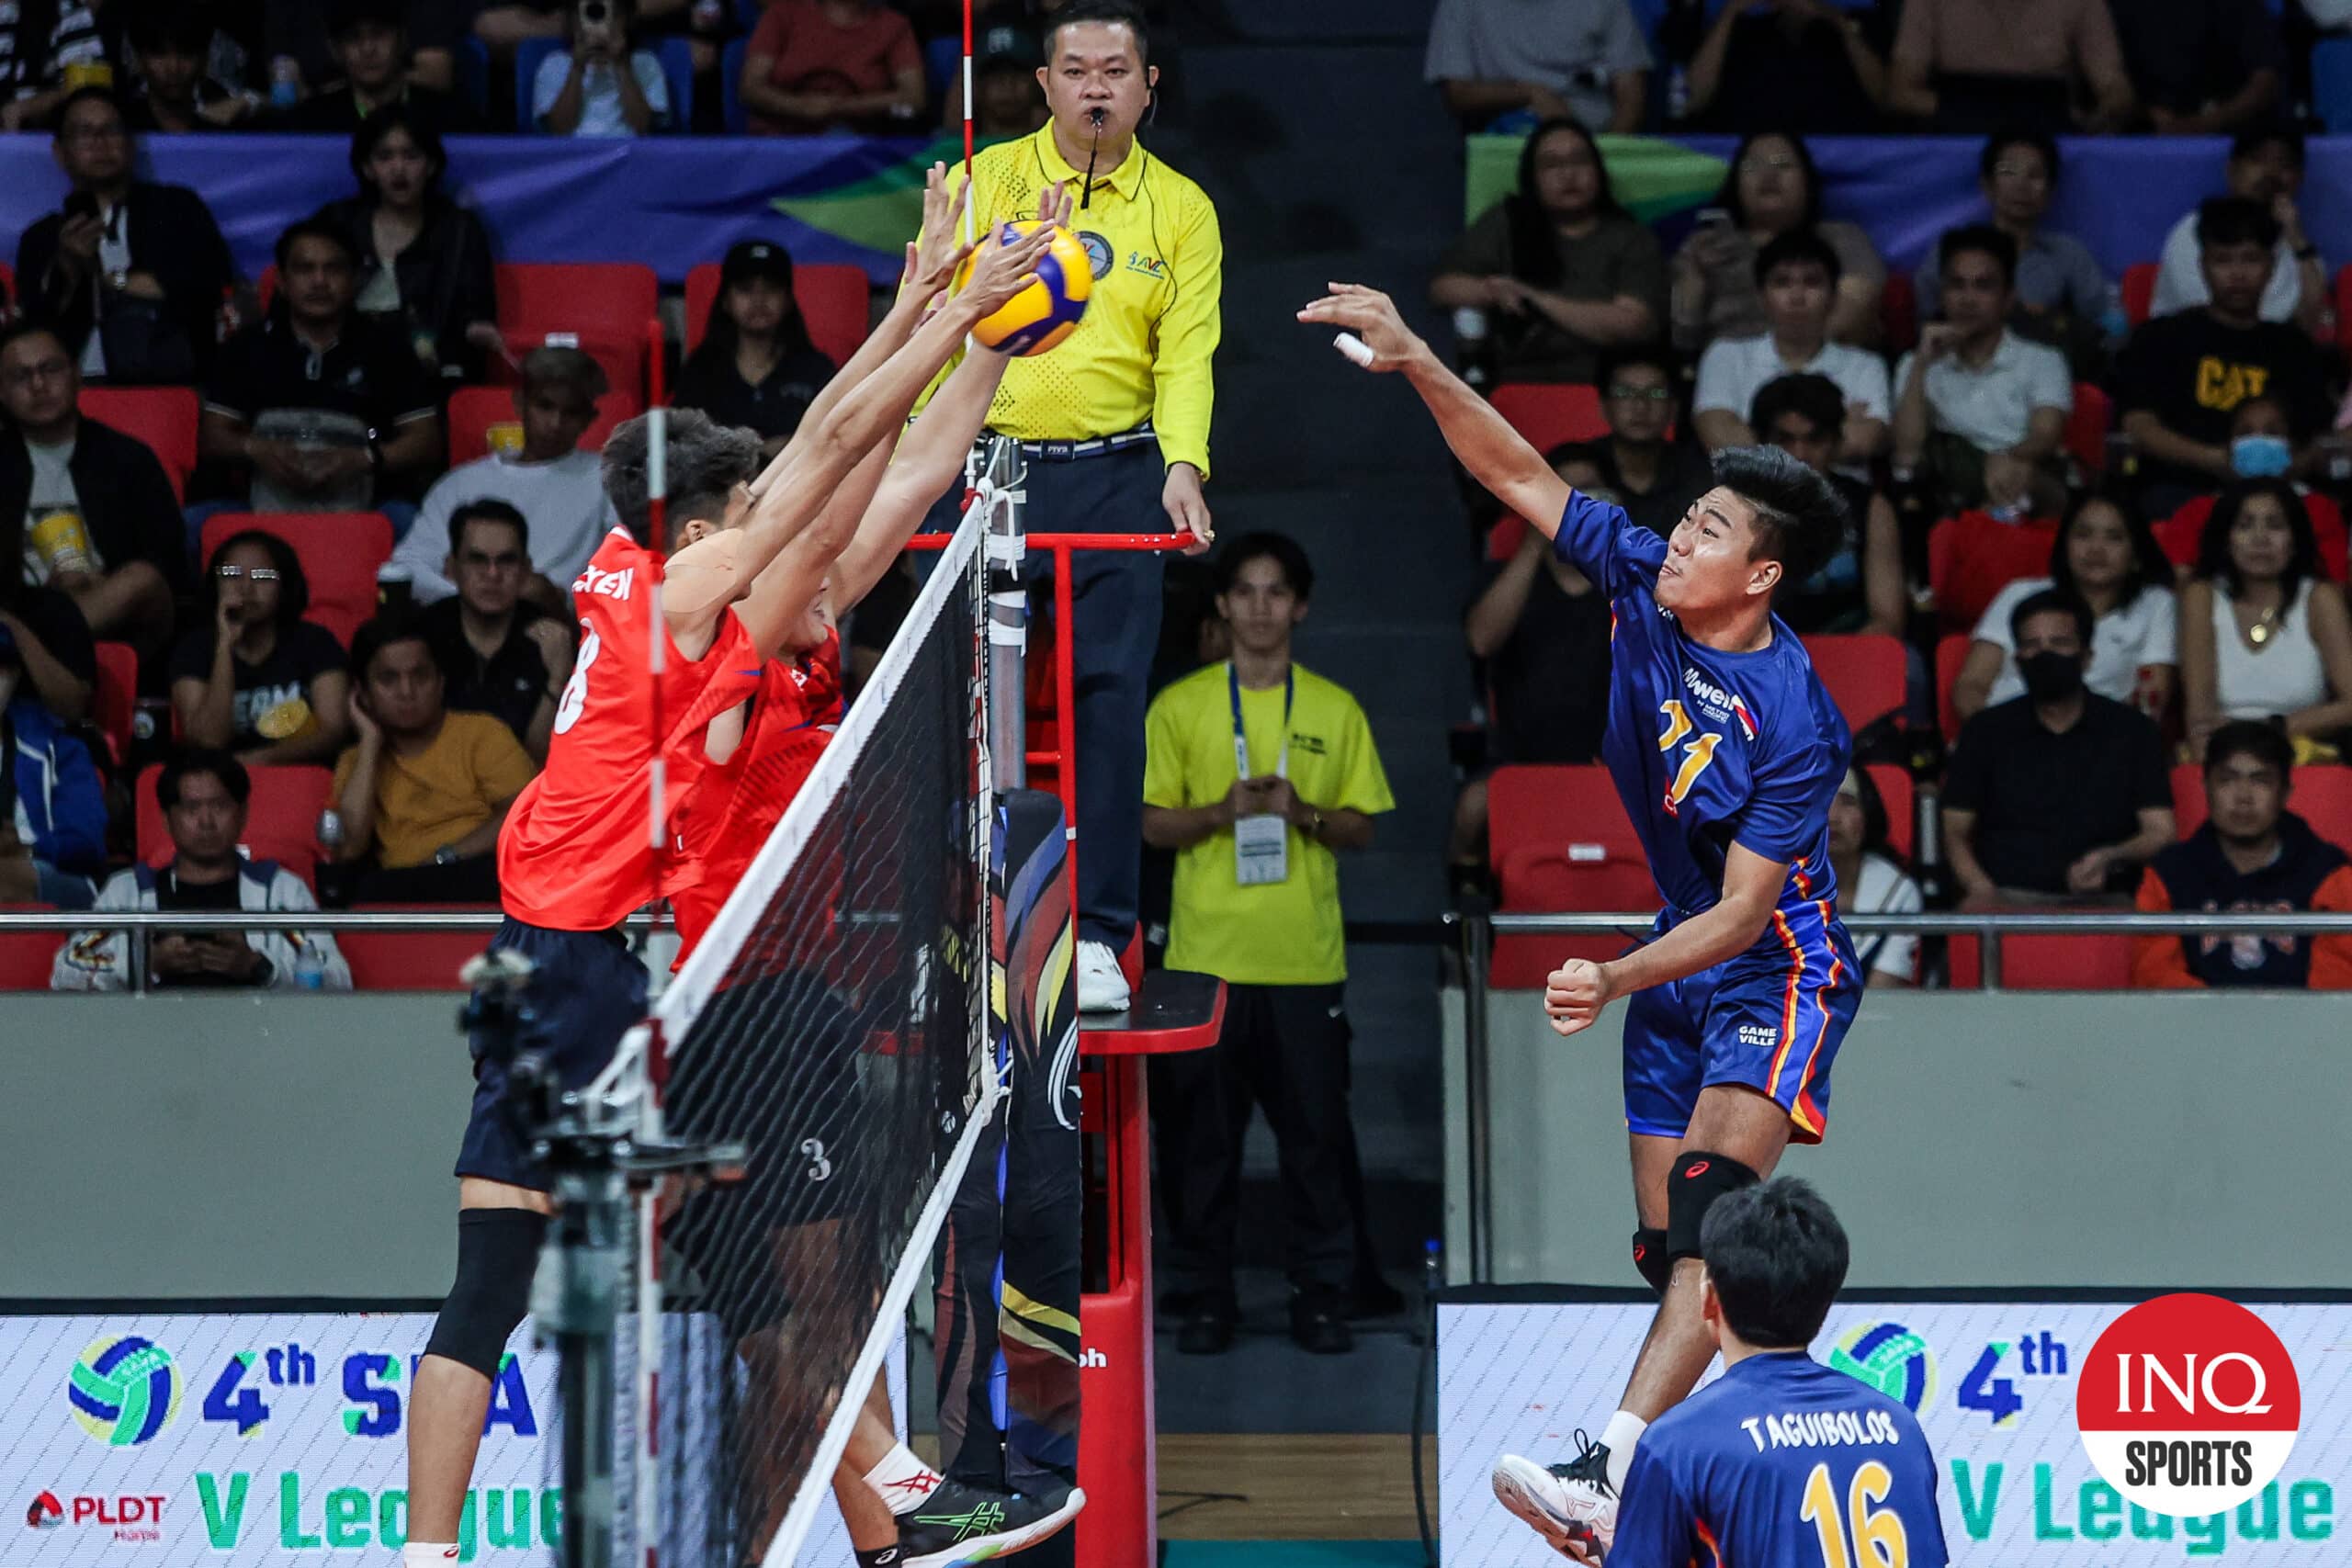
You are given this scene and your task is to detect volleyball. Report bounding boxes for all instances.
[67,1336,180,1447]
[959,220,1092,356]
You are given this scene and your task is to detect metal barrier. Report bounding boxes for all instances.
[1444,906,2352,1282]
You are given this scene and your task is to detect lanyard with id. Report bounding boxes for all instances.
[1230,663,1294,886]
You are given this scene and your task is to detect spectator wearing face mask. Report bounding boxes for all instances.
[2151,397,2349,578]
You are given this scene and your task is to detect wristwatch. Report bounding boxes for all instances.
[1308,807,1326,840]
[434,845,459,866]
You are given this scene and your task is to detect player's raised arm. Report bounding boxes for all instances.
[1297,284,1572,536]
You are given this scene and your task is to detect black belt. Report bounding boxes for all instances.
[1010,424,1158,462]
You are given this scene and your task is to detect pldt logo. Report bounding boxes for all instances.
[27,1492,64,1529]
[23,1493,166,1542]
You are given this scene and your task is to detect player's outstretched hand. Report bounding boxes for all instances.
[1544,957,1617,1038]
[1035,177,1073,231]
[959,221,1057,316]
[904,164,975,300]
[1295,283,1428,373]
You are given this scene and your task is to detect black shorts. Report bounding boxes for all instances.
[665,967,867,1340]
[455,919,648,1191]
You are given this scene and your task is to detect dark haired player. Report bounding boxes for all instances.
[1299,283,1862,1560]
[1608,1179,1948,1566]
[396,209,1057,1568]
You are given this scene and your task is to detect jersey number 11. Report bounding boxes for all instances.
[1655,700,1723,813]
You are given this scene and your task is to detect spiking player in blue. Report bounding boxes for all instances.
[1608,1179,1947,1568]
[1299,283,1863,1561]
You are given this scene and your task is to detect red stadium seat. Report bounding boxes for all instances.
[1928,511,2057,637]
[339,904,492,990]
[1490,383,1608,455]
[1866,762,1915,862]
[444,384,641,468]
[92,642,137,769]
[2120,262,2158,327]
[135,763,332,886]
[1804,634,1905,733]
[1948,932,2134,990]
[2064,383,2111,478]
[257,262,277,310]
[1934,632,1971,740]
[198,512,393,649]
[0,904,61,990]
[1488,763,1648,986]
[1879,270,1917,356]
[683,259,870,370]
[2154,492,2348,582]
[0,258,14,315]
[2171,761,2352,846]
[492,263,659,397]
[79,386,198,502]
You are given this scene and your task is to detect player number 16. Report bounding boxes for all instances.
[1800,1460,1908,1568]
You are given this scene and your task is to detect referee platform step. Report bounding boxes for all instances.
[1079,967,1226,1055]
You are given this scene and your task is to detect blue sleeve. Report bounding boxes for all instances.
[1552,488,1666,593]
[1608,1446,1695,1568]
[1734,727,1844,867]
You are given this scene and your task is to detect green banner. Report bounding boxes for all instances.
[770,133,1032,258]
[1465,133,1729,227]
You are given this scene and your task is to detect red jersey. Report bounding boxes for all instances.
[498,530,764,931]
[670,627,843,960]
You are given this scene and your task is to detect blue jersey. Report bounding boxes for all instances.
[1554,490,1851,945]
[1611,1351,1949,1568]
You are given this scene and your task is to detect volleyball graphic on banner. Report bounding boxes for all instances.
[66,1336,179,1447]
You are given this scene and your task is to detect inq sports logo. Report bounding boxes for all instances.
[67,1336,181,1447]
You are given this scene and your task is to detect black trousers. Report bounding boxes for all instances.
[1151,978,1356,1299]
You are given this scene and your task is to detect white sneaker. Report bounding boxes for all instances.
[1493,1442,1618,1562]
[1076,941,1130,1012]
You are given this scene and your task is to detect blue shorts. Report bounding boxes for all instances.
[1622,904,1860,1146]
[455,918,648,1190]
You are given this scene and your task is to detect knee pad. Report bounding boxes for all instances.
[1665,1151,1758,1262]
[425,1209,548,1377]
[1631,1226,1672,1297]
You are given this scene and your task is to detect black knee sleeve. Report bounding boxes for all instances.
[1665,1151,1758,1261]
[1631,1226,1672,1297]
[425,1209,547,1377]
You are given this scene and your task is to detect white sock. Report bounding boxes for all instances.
[863,1443,943,1516]
[401,1545,459,1568]
[1600,1410,1647,1494]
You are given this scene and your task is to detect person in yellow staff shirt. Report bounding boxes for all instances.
[922,0,1222,1014]
[1142,533,1394,1358]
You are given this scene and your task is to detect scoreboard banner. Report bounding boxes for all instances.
[1438,1298,2351,1567]
[0,1310,902,1567]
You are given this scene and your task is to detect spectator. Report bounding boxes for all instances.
[534,0,671,137]
[15,88,238,385]
[199,218,443,515]
[741,0,924,135]
[1451,447,1615,885]
[944,28,1047,136]
[1428,118,1666,385]
[416,501,574,763]
[312,108,498,382]
[170,530,352,765]
[277,0,478,135]
[1954,491,2177,725]
[1912,130,2109,367]
[1886,0,2133,134]
[2115,197,2333,517]
[1423,0,1649,133]
[2112,0,2284,136]
[2133,720,2352,989]
[1827,764,1920,987]
[387,348,617,605]
[0,321,183,650]
[51,747,354,991]
[674,241,839,462]
[0,517,101,910]
[1668,131,1884,352]
[2149,129,2325,334]
[1682,0,1892,134]
[1143,533,1394,1357]
[1692,231,1889,461]
[1567,345,1713,539]
[123,5,256,132]
[1942,588,2175,908]
[2178,479,2352,761]
[327,614,535,903]
[269,0,460,98]
[1,0,122,130]
[1892,225,2072,521]
[1749,373,1901,636]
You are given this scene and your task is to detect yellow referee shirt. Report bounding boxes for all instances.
[928,122,1223,477]
[1144,661,1394,986]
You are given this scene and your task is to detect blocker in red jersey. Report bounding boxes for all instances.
[2075,1292,2301,1517]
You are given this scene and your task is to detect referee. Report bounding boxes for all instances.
[925,0,1222,1013]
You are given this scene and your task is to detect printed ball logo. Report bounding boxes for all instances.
[27,1492,65,1529]
[2076,1292,2301,1517]
[67,1336,180,1447]
[1827,1321,1938,1414]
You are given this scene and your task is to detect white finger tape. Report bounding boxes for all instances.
[1333,332,1374,368]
